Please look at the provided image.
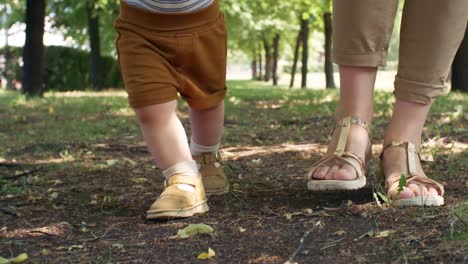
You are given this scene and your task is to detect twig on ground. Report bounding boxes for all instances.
[28,230,67,239]
[320,237,345,251]
[0,162,35,167]
[80,226,113,242]
[3,167,43,180]
[454,212,467,226]
[285,225,317,264]
[0,207,18,216]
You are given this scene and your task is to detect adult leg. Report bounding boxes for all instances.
[311,0,398,182]
[382,0,468,200]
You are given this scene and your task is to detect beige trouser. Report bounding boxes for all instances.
[332,0,468,104]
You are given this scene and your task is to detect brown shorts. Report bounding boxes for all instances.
[115,0,227,109]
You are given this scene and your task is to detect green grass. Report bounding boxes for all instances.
[450,201,468,244]
[1,80,467,157]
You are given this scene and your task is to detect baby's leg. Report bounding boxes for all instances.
[135,100,193,171]
[189,101,224,148]
[189,101,229,195]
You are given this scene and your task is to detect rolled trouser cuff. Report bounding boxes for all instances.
[393,76,447,105]
[332,50,388,67]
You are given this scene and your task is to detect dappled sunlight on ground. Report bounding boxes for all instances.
[223,143,325,160]
[1,222,69,239]
[1,80,466,263]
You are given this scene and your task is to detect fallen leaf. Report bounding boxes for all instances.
[304,208,313,214]
[57,245,84,251]
[332,230,347,236]
[106,159,119,166]
[53,180,63,185]
[0,256,9,264]
[356,230,375,240]
[79,222,89,233]
[232,183,240,190]
[251,159,261,165]
[356,229,396,240]
[50,192,59,200]
[374,230,396,238]
[130,177,148,184]
[11,253,28,264]
[112,243,124,249]
[284,212,302,220]
[175,224,213,239]
[239,227,246,233]
[197,247,216,260]
[123,158,137,166]
[41,249,52,255]
[315,220,325,229]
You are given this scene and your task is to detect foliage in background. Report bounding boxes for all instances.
[1,46,122,91]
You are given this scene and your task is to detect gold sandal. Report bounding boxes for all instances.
[380,141,444,207]
[307,116,372,191]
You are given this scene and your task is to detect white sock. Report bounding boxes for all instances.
[162,160,199,179]
[190,138,220,155]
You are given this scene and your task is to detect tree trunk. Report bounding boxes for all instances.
[257,42,263,81]
[251,48,258,80]
[4,44,15,90]
[88,0,103,90]
[301,18,309,89]
[272,33,280,86]
[22,0,46,96]
[324,12,335,89]
[452,25,468,92]
[263,37,272,82]
[290,29,302,88]
[4,30,14,90]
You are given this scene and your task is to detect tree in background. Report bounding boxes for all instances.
[323,0,335,89]
[272,33,280,85]
[48,0,119,90]
[1,1,24,89]
[288,0,335,89]
[87,0,103,90]
[222,0,295,85]
[300,17,309,89]
[452,25,468,92]
[289,28,302,88]
[22,0,46,96]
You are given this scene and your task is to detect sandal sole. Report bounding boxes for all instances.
[392,196,444,207]
[205,184,230,196]
[307,177,366,191]
[146,201,209,219]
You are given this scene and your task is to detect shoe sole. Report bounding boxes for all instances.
[146,200,209,220]
[392,196,444,207]
[307,177,366,191]
[205,184,230,196]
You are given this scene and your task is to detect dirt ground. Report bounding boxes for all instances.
[1,90,467,263]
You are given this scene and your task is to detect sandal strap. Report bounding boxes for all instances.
[333,117,372,156]
[309,116,371,180]
[165,174,199,187]
[380,141,445,196]
[380,141,419,177]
